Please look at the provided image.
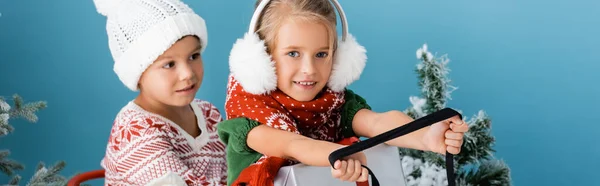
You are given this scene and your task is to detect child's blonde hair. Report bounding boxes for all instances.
[254,0,338,61]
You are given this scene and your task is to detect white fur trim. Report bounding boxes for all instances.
[328,34,367,92]
[228,32,277,95]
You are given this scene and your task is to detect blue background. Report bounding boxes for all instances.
[1,0,599,185]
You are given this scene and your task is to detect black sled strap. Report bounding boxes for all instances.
[328,108,462,186]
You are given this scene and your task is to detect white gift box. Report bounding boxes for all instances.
[274,143,407,186]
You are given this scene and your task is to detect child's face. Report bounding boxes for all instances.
[272,19,333,102]
[138,36,204,107]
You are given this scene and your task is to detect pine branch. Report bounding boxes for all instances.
[455,177,474,186]
[46,163,68,184]
[0,95,75,186]
[415,44,457,114]
[0,118,13,137]
[1,175,22,186]
[399,148,425,159]
[400,156,423,182]
[403,107,421,120]
[0,98,10,112]
[455,110,496,169]
[402,155,453,186]
[458,160,512,186]
[9,175,21,185]
[0,150,24,176]
[0,94,46,137]
[0,99,10,137]
[405,96,428,118]
[2,94,47,123]
[26,161,68,186]
[11,96,22,111]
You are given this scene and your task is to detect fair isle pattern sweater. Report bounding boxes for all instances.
[101,99,228,186]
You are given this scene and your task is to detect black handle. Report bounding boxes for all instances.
[328,108,462,186]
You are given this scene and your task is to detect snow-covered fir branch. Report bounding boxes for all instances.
[415,44,457,114]
[0,150,24,176]
[7,175,21,186]
[0,114,12,136]
[4,95,47,123]
[0,94,84,186]
[406,96,427,118]
[25,161,69,186]
[457,159,511,186]
[399,44,511,186]
[0,98,12,136]
[402,155,452,186]
[456,110,496,167]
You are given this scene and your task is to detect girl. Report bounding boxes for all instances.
[218,0,469,185]
[93,0,227,185]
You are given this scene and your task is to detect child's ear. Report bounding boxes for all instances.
[137,77,144,89]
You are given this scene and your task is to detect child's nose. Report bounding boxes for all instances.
[178,62,194,81]
[301,58,316,75]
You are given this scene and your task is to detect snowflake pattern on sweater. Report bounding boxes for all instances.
[101,99,227,186]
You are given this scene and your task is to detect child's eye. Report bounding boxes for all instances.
[189,53,201,61]
[162,62,175,69]
[316,52,328,58]
[287,51,300,57]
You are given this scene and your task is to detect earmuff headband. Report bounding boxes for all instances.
[248,0,349,41]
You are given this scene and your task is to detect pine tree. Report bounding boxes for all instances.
[398,44,512,186]
[0,94,85,186]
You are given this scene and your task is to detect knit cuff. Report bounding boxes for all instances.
[217,117,262,153]
[341,89,372,138]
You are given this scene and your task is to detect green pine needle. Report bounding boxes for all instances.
[8,95,47,123]
[458,160,512,186]
[8,175,21,186]
[0,150,25,176]
[27,161,68,186]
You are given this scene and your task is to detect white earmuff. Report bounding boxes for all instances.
[228,0,367,95]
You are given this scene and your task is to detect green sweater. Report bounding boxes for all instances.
[217,89,371,185]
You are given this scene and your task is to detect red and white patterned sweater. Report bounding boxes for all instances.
[101,99,227,186]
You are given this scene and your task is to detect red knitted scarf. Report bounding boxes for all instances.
[225,75,347,141]
[225,75,360,186]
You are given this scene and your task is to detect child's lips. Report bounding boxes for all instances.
[176,84,195,92]
[293,81,317,90]
[293,81,317,86]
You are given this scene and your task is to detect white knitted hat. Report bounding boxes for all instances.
[93,0,208,91]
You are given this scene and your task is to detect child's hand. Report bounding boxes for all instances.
[330,152,369,182]
[422,115,469,155]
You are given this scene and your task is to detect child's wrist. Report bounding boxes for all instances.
[313,140,346,166]
[418,131,430,152]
